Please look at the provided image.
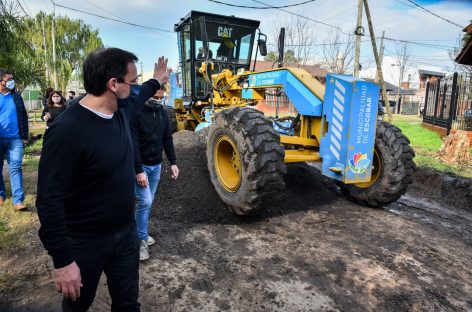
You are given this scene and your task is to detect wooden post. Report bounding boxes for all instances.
[374,31,385,83]
[354,0,363,78]
[363,0,392,122]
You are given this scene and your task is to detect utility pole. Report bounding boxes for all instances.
[363,0,392,122]
[51,1,58,89]
[396,42,408,115]
[354,0,363,78]
[375,31,385,83]
[40,14,49,84]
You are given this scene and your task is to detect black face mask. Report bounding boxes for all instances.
[68,96,74,100]
[144,98,163,111]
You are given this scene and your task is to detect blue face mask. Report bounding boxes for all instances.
[118,84,141,109]
[130,84,140,98]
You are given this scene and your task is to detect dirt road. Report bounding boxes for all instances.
[1,131,471,311]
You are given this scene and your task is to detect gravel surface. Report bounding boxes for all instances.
[1,130,471,312]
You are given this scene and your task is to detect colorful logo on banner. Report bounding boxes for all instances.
[349,152,370,174]
[249,75,257,87]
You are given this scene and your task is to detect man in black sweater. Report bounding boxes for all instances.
[130,89,179,261]
[36,48,169,311]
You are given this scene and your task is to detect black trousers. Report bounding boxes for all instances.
[62,222,140,312]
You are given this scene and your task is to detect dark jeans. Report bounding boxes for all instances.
[62,222,140,312]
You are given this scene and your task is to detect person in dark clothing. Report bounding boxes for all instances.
[130,88,179,261]
[67,90,76,100]
[66,90,76,108]
[0,68,28,211]
[41,90,67,128]
[43,87,53,108]
[36,48,170,311]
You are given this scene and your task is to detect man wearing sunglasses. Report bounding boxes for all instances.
[0,69,28,211]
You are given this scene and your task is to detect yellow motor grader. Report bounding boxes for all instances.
[165,11,415,215]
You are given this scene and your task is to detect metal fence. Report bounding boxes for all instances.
[423,72,472,133]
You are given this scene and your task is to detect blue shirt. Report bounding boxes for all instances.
[0,93,20,139]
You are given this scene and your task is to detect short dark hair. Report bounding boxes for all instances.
[0,68,12,80]
[68,90,76,96]
[83,48,138,96]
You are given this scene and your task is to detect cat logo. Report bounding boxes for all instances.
[217,26,233,38]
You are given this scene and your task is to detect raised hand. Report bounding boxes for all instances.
[153,56,172,85]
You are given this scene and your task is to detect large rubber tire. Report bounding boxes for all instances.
[207,107,287,215]
[339,121,416,207]
[164,105,177,134]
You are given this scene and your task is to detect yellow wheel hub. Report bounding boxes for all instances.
[355,149,381,188]
[214,134,242,192]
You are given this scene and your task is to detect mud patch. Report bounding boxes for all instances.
[409,167,472,212]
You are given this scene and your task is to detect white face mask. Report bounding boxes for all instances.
[5,80,15,90]
[52,95,61,104]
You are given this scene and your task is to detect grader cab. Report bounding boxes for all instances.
[169,11,415,215]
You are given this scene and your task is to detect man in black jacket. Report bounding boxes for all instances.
[36,48,169,311]
[0,68,28,211]
[130,89,179,261]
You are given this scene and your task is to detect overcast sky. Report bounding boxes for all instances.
[23,0,472,75]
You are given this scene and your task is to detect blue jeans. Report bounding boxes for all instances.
[135,163,161,241]
[0,138,25,204]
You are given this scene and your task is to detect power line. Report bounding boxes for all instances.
[208,0,316,9]
[50,1,173,33]
[267,39,370,47]
[250,0,455,52]
[382,37,454,50]
[15,0,32,18]
[80,0,132,23]
[320,3,357,23]
[20,0,33,17]
[251,0,350,35]
[404,0,464,29]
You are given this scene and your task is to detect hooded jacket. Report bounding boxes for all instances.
[130,100,176,174]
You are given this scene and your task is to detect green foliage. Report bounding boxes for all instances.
[393,119,472,178]
[0,1,103,93]
[25,11,104,92]
[263,49,298,64]
[394,121,443,153]
[23,138,43,159]
[0,1,44,91]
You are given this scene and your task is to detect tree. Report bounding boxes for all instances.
[25,12,104,92]
[321,29,355,74]
[265,14,317,66]
[392,42,411,114]
[1,1,103,93]
[0,0,44,91]
[263,49,298,65]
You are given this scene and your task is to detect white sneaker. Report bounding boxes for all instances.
[139,240,149,261]
[146,235,155,246]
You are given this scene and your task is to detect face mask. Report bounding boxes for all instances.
[144,98,163,111]
[68,96,73,100]
[130,84,140,98]
[5,80,15,90]
[117,84,141,109]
